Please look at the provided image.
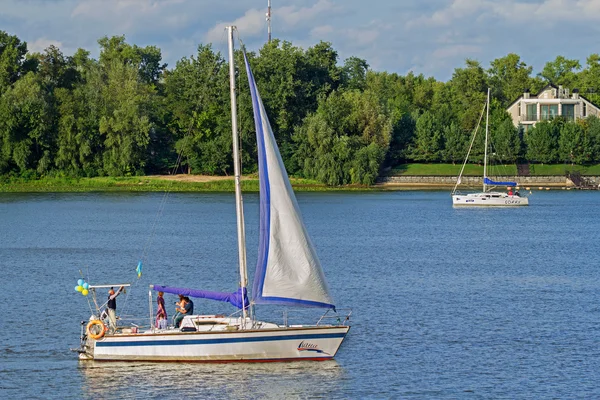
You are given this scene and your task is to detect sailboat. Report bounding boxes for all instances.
[451,88,529,207]
[74,26,350,362]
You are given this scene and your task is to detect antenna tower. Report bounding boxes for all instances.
[266,0,272,43]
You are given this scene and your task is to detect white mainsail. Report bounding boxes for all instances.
[244,54,334,309]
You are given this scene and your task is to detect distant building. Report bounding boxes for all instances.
[506,84,600,131]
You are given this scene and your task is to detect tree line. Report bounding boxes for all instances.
[1,30,600,185]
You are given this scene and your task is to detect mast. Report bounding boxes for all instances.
[266,0,272,43]
[227,26,248,320]
[483,87,490,193]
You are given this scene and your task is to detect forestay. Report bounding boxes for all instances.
[244,53,335,309]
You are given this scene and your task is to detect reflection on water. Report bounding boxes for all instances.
[79,360,345,399]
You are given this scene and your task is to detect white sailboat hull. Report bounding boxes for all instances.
[452,192,529,207]
[80,318,349,362]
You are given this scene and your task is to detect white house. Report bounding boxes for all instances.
[506,84,600,131]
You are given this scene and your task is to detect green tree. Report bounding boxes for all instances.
[98,60,152,175]
[539,55,581,87]
[341,56,368,90]
[386,112,415,166]
[584,116,600,163]
[410,111,443,161]
[0,72,49,173]
[294,90,391,185]
[0,31,35,94]
[164,44,231,175]
[491,118,521,164]
[558,122,590,164]
[576,54,600,105]
[442,122,468,164]
[448,59,488,132]
[525,121,559,163]
[488,53,534,106]
[54,59,104,176]
[97,36,166,86]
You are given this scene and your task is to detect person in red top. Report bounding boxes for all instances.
[156,291,167,329]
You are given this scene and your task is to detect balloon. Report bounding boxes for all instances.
[82,289,89,296]
[77,279,84,286]
[82,282,89,290]
[76,285,83,292]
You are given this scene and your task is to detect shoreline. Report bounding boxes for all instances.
[0,174,595,193]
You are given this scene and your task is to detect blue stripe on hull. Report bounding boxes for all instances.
[96,332,346,348]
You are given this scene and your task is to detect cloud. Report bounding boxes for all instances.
[277,0,338,27]
[431,44,482,60]
[408,0,600,29]
[205,0,341,44]
[71,0,194,32]
[2,0,599,81]
[204,8,265,44]
[27,38,64,54]
[310,25,334,37]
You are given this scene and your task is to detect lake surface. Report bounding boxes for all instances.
[1,190,600,399]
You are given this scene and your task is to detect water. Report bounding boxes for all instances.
[1,190,600,399]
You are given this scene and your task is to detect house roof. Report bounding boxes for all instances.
[505,83,600,110]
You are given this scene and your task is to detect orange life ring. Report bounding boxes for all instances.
[86,320,107,340]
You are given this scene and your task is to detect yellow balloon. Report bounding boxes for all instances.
[82,289,89,296]
[76,285,83,292]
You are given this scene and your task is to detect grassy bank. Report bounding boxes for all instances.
[0,176,372,193]
[2,164,599,192]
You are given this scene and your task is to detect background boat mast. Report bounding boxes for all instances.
[483,88,490,193]
[227,26,248,320]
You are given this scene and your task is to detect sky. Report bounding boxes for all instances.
[2,0,600,81]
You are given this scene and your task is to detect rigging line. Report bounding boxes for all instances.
[138,45,222,265]
[122,46,224,317]
[452,101,487,194]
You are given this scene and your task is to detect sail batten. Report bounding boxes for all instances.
[244,53,334,309]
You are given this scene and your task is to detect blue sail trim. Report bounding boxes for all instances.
[244,52,270,302]
[151,285,249,310]
[255,296,335,309]
[483,177,517,186]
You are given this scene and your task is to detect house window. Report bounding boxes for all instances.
[540,104,558,120]
[518,102,521,117]
[526,104,537,121]
[562,104,575,121]
[583,102,587,117]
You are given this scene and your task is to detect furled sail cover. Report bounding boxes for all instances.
[151,285,248,309]
[244,52,335,309]
[484,177,517,186]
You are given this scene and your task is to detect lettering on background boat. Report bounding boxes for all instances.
[297,341,329,355]
[505,200,521,204]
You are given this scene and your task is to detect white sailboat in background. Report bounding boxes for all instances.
[452,88,529,207]
[75,26,350,362]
